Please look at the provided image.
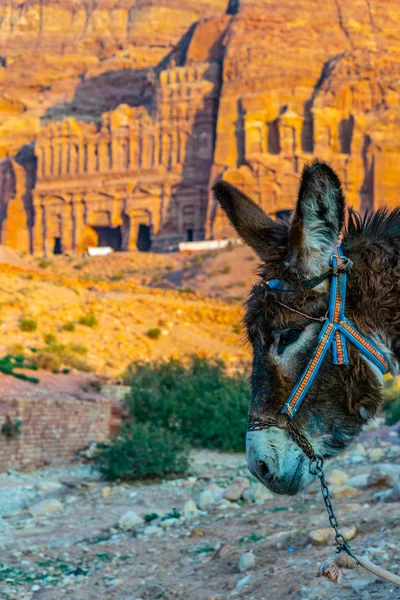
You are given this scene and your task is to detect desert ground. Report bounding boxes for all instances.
[1,418,400,600]
[0,245,256,380]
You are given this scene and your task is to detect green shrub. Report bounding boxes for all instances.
[64,354,93,372]
[43,333,57,345]
[110,273,124,281]
[124,356,250,452]
[8,343,25,355]
[20,318,37,332]
[79,312,97,328]
[62,321,76,332]
[96,423,190,481]
[1,416,22,438]
[147,327,162,340]
[70,344,88,355]
[32,349,61,372]
[30,342,93,373]
[37,257,53,269]
[0,354,39,383]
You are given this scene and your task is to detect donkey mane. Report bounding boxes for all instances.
[345,206,400,243]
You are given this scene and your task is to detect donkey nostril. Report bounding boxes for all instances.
[257,459,271,481]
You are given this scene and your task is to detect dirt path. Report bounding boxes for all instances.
[1,425,400,600]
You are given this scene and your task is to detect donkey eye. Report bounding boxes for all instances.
[277,329,301,354]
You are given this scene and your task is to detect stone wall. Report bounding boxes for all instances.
[0,396,111,471]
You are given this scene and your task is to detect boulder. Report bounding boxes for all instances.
[238,551,255,572]
[309,525,356,546]
[346,473,369,488]
[36,481,63,493]
[223,477,250,501]
[197,490,214,510]
[29,499,64,518]
[369,448,385,461]
[367,464,400,488]
[143,524,163,536]
[342,524,357,541]
[242,481,273,503]
[118,511,143,531]
[309,528,331,546]
[161,518,180,529]
[101,486,111,498]
[382,482,400,503]
[330,485,358,499]
[326,469,348,486]
[183,500,198,518]
[206,483,225,503]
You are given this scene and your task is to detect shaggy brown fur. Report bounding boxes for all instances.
[214,162,400,462]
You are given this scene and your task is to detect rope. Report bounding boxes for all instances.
[319,552,400,586]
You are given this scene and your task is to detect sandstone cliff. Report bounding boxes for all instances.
[1,0,400,252]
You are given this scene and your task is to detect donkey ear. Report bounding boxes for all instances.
[213,180,282,261]
[288,161,346,274]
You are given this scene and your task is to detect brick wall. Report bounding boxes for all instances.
[0,396,112,471]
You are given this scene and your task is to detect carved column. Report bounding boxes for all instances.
[121,213,130,251]
[112,134,119,171]
[72,195,85,252]
[53,142,60,176]
[128,213,140,250]
[33,198,44,254]
[129,133,137,169]
[141,133,149,169]
[61,138,68,175]
[41,143,50,177]
[69,143,77,175]
[160,184,171,231]
[171,130,178,167]
[111,193,123,228]
[162,133,170,169]
[43,206,53,256]
[78,141,85,174]
[86,139,95,173]
[154,125,160,166]
[98,139,109,172]
[63,195,73,252]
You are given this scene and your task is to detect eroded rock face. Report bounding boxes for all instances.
[208,0,400,238]
[1,1,400,254]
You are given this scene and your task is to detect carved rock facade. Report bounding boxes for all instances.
[34,63,220,253]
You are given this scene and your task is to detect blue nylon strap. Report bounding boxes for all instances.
[330,249,349,365]
[340,317,390,374]
[281,247,391,419]
[281,321,336,418]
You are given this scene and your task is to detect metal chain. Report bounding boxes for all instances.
[287,420,359,564]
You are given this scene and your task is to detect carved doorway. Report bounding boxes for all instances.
[53,237,63,254]
[136,224,151,252]
[93,226,122,250]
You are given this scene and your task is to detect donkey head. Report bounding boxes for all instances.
[214,161,397,495]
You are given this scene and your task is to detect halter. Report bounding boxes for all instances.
[267,247,391,420]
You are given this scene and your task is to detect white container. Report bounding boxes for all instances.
[87,246,113,257]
